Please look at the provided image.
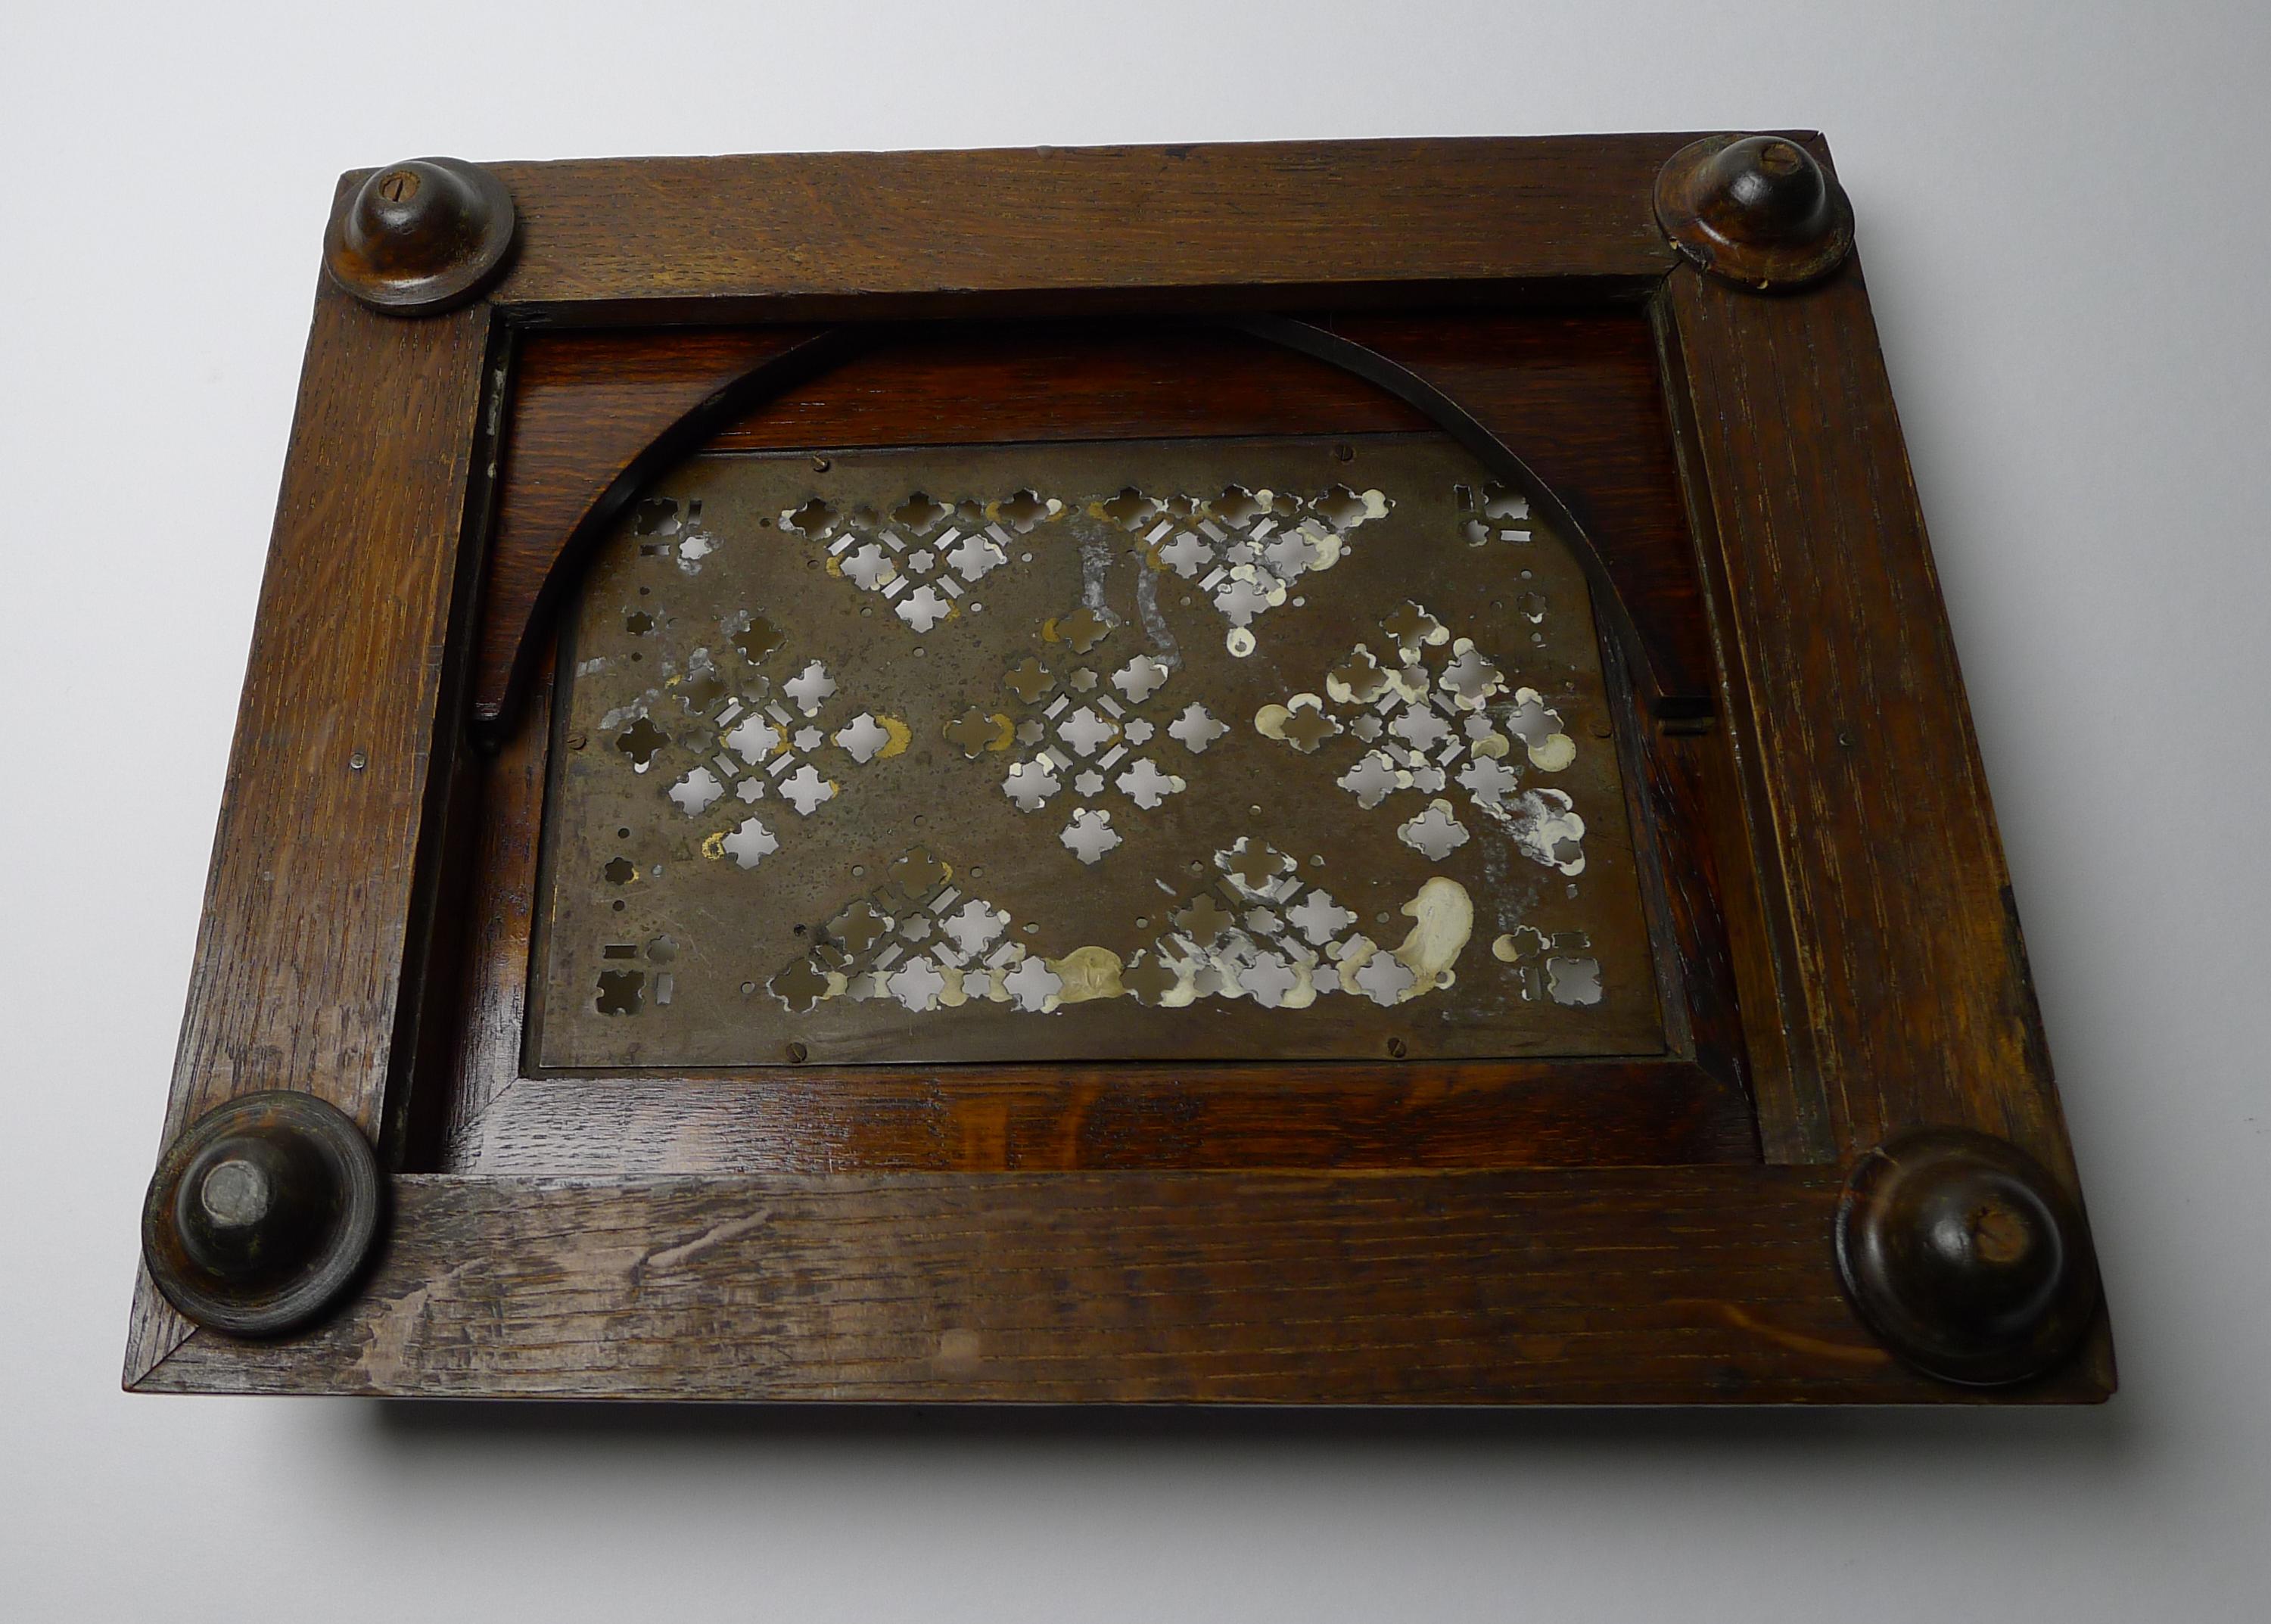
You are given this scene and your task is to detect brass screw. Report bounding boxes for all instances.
[376,169,421,204]
[1386,1037,1408,1059]
[348,749,367,770]
[786,1041,808,1063]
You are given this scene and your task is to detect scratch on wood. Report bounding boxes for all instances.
[1697,1299,1889,1364]
[642,1208,774,1273]
[358,1259,474,1388]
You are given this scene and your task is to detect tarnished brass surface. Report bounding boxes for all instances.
[532,434,1664,1067]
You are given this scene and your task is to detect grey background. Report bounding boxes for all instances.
[4,3,2263,1619]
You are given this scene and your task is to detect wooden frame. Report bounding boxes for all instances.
[126,134,2113,1402]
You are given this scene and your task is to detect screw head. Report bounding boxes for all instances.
[325,157,517,316]
[1834,1126,2101,1386]
[1654,133,1854,291]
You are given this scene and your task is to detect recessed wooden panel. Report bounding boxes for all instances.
[430,310,1759,1179]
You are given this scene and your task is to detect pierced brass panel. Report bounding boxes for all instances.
[532,434,1665,1068]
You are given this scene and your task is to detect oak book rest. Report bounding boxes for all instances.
[126,135,2110,1403]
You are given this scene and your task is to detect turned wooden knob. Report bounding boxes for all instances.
[1654,133,1855,291]
[141,1091,383,1336]
[1834,1126,2101,1386]
[324,156,516,314]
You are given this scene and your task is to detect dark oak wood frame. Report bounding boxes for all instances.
[126,134,2113,1403]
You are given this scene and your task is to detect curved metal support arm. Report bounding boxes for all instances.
[476,326,879,747]
[478,313,1698,745]
[1223,315,1685,712]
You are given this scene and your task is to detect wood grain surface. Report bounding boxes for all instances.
[479,137,1686,320]
[126,282,494,1387]
[132,1168,2111,1402]
[1663,260,2071,1170]
[166,288,489,1140]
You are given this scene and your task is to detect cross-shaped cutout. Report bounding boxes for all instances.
[1003,657,1054,705]
[1262,530,1316,575]
[892,492,947,532]
[897,585,952,632]
[1001,955,1062,1011]
[720,817,777,870]
[768,954,830,1013]
[1122,951,1179,1004]
[1223,838,1289,892]
[944,708,1012,758]
[1057,605,1112,654]
[1336,752,1400,807]
[1280,704,1339,754]
[1211,486,1265,527]
[834,712,892,764]
[997,490,1049,531]
[1157,532,1211,577]
[1392,706,1451,752]
[1382,601,1445,660]
[1440,644,1504,705]
[1326,645,1389,704]
[1115,758,1181,809]
[826,900,893,957]
[732,614,782,662]
[1213,576,1273,627]
[1238,953,1298,1008]
[1110,656,1168,704]
[1059,809,1122,865]
[942,899,1006,957]
[886,957,946,1013]
[1174,894,1233,944]
[1056,706,1115,758]
[1398,801,1470,860]
[783,660,835,715]
[1287,889,1357,944]
[1457,757,1518,806]
[780,763,835,815]
[844,542,894,590]
[1101,487,1160,528]
[886,847,950,901]
[1353,951,1417,1004]
[668,767,723,816]
[1312,485,1374,529]
[614,715,668,771]
[948,533,1005,581]
[1167,704,1227,754]
[1002,759,1060,811]
[785,497,835,537]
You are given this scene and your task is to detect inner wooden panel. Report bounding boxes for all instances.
[418,315,1761,1175]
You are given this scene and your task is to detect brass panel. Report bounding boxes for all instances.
[532,434,1665,1067]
